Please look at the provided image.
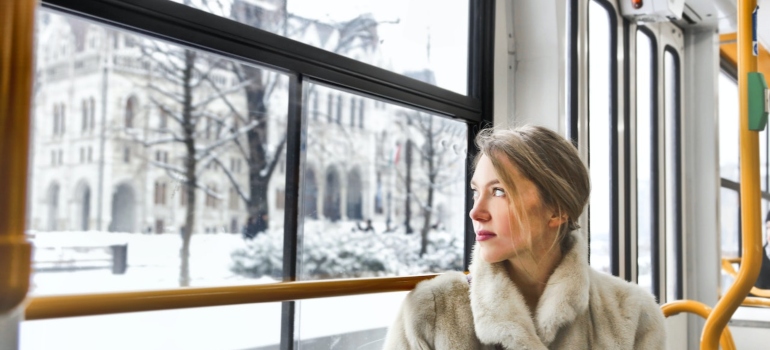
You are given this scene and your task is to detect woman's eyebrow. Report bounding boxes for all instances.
[470,179,501,188]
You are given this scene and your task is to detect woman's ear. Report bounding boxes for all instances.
[548,210,568,228]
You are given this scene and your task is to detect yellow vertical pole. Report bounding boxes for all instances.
[0,0,35,313]
[701,0,763,348]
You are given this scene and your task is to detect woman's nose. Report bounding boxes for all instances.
[469,198,489,222]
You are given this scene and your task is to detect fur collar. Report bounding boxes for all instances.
[468,231,591,349]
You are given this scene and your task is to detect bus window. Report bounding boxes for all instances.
[719,187,740,294]
[29,9,289,295]
[22,303,282,349]
[169,0,470,95]
[297,292,408,348]
[663,48,682,301]
[719,72,740,183]
[587,0,615,275]
[20,0,488,348]
[299,82,468,280]
[718,71,740,295]
[636,28,654,294]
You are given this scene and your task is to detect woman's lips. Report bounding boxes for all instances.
[476,230,496,241]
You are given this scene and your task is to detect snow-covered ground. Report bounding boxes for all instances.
[19,231,417,349]
[28,231,262,295]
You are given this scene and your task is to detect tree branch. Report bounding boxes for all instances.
[212,156,251,205]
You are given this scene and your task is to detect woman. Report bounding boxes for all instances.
[383,126,665,349]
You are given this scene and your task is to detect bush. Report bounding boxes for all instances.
[230,222,463,279]
[230,228,284,279]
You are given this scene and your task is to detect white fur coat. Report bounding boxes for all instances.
[383,232,665,349]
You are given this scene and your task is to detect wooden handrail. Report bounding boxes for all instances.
[0,0,34,314]
[25,274,438,320]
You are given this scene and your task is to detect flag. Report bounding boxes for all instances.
[392,141,401,165]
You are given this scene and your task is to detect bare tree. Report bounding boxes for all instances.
[213,3,386,227]
[399,111,465,256]
[128,39,254,286]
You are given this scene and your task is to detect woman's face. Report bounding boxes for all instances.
[469,154,559,263]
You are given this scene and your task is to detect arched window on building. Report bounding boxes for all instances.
[346,168,363,220]
[205,184,218,208]
[82,99,89,132]
[349,98,356,127]
[229,187,239,210]
[48,182,60,231]
[154,180,167,205]
[358,98,365,129]
[76,182,91,230]
[375,172,383,214]
[323,167,341,221]
[110,183,136,233]
[159,106,168,129]
[125,96,137,128]
[336,95,343,125]
[230,217,239,234]
[59,103,66,134]
[89,97,96,130]
[303,168,318,218]
[53,104,60,135]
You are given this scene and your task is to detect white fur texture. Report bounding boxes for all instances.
[382,232,665,349]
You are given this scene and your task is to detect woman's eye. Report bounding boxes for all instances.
[493,188,505,197]
[471,189,479,200]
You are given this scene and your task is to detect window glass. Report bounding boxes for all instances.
[29,9,288,295]
[587,0,612,274]
[636,29,653,293]
[171,0,469,95]
[663,49,680,301]
[21,303,281,349]
[299,83,467,279]
[719,72,740,182]
[297,292,408,348]
[720,188,740,295]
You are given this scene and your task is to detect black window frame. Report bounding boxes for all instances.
[39,1,495,349]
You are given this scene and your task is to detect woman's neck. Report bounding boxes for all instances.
[505,247,563,315]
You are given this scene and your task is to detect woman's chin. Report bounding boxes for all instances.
[479,249,507,264]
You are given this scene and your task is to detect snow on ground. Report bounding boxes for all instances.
[20,230,413,349]
[28,231,263,295]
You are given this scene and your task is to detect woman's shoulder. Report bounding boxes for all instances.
[410,271,470,299]
[402,271,471,310]
[587,269,662,317]
[385,272,484,350]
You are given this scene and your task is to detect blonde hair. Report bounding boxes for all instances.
[473,125,591,251]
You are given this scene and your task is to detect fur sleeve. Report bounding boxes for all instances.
[382,281,438,350]
[382,272,475,350]
[632,295,666,350]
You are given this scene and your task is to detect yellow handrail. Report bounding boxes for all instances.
[25,274,438,320]
[701,0,764,348]
[721,257,770,298]
[741,296,770,307]
[661,300,736,350]
[0,0,34,314]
